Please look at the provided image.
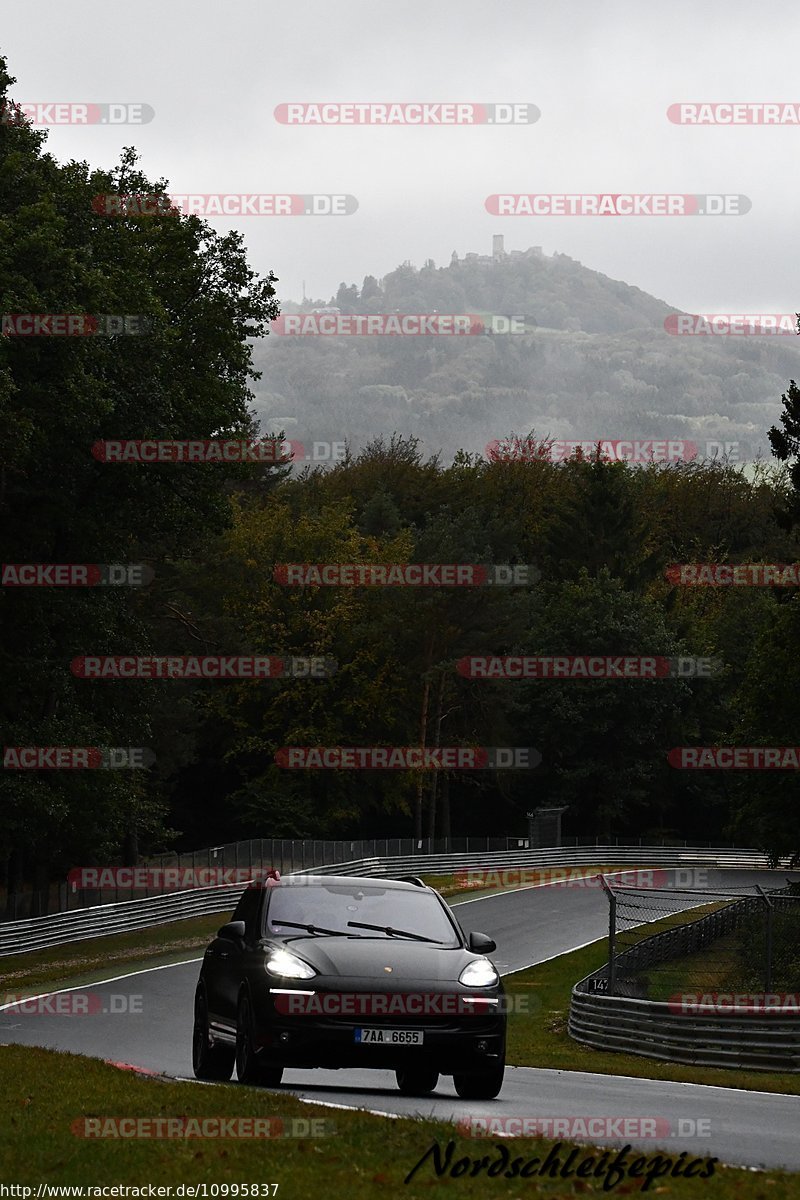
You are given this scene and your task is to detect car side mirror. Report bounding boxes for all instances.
[218,919,246,943]
[469,931,496,953]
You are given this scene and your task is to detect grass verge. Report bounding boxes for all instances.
[0,1044,796,1194]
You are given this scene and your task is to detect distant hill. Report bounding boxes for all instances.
[251,242,800,464]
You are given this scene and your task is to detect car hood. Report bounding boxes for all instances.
[262,935,488,983]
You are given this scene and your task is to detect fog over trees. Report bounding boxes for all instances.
[253,244,799,465]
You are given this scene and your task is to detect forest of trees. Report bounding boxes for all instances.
[3,54,800,910]
[253,252,800,465]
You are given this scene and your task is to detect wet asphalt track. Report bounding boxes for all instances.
[3,868,800,1171]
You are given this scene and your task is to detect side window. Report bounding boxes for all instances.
[231,886,262,938]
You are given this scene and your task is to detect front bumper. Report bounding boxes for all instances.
[250,979,507,1073]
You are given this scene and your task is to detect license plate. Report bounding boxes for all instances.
[355,1028,424,1045]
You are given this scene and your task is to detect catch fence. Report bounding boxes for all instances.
[597,876,800,999]
[570,875,800,1070]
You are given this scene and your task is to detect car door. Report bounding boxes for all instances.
[205,886,262,1031]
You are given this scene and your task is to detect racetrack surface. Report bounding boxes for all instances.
[2,868,799,1170]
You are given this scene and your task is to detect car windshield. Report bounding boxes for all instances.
[265,882,460,946]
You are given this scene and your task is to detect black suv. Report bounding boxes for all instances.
[192,873,506,1098]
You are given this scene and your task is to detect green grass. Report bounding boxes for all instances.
[640,933,744,1001]
[624,932,800,1003]
[0,1045,796,1195]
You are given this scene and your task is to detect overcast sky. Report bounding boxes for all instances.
[4,1,799,313]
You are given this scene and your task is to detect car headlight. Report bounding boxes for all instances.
[265,948,317,980]
[459,958,499,987]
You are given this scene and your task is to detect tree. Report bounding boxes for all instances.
[361,275,381,302]
[335,282,359,312]
[520,570,693,836]
[542,456,657,587]
[729,595,800,863]
[358,487,402,537]
[170,495,417,838]
[0,56,279,906]
[768,376,800,529]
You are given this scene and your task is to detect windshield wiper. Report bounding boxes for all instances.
[346,920,444,943]
[271,920,352,937]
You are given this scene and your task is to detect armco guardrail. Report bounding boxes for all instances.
[0,845,791,957]
[299,846,787,876]
[0,882,248,958]
[569,883,800,1071]
[6,835,772,921]
[569,988,800,1072]
[145,835,747,877]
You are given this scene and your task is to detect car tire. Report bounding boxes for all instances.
[236,992,283,1087]
[395,1066,440,1096]
[453,1058,505,1100]
[192,988,234,1081]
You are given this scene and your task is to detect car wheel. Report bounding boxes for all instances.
[192,988,234,1081]
[395,1066,439,1096]
[453,1058,505,1100]
[235,992,283,1086]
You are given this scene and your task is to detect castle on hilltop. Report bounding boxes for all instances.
[451,235,544,265]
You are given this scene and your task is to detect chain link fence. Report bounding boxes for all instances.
[597,875,800,1002]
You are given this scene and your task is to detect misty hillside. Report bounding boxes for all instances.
[251,243,800,463]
